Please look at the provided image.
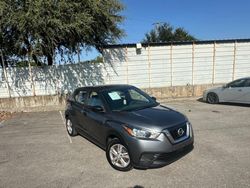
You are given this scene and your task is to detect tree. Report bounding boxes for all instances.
[142,23,196,43]
[0,0,124,66]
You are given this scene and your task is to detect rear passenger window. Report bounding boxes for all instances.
[75,90,87,104]
[87,92,104,108]
[228,79,246,88]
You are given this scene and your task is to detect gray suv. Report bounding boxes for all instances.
[65,85,194,171]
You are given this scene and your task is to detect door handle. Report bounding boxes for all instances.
[238,89,242,92]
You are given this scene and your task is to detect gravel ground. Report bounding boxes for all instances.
[0,100,250,188]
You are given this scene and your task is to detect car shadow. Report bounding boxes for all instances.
[196,97,250,107]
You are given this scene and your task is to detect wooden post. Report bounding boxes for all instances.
[192,42,195,86]
[212,42,216,85]
[0,50,11,98]
[77,44,81,64]
[28,57,36,96]
[170,43,173,87]
[125,47,129,84]
[232,41,237,80]
[147,45,151,88]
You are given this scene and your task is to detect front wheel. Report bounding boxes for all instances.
[106,138,133,171]
[66,118,78,136]
[207,92,219,104]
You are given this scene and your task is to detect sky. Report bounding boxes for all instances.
[82,0,250,60]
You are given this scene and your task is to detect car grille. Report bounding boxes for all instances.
[167,122,187,140]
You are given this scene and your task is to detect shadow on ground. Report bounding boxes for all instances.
[197,97,250,108]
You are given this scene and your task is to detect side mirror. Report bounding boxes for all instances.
[222,84,228,89]
[92,105,104,112]
[151,96,157,101]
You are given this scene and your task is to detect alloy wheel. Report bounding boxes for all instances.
[66,119,73,134]
[109,144,130,168]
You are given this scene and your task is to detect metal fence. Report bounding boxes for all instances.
[103,39,250,88]
[0,63,104,98]
[1,39,250,98]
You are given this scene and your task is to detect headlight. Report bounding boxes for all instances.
[124,126,160,139]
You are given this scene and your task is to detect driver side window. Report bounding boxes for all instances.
[228,79,246,88]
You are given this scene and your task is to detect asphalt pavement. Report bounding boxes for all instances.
[0,100,250,188]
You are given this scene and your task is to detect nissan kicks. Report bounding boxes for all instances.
[65,85,194,171]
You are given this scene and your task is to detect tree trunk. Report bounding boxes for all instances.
[32,54,42,66]
[47,54,53,66]
[0,56,8,68]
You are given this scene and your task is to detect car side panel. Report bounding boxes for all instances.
[83,109,109,146]
[219,87,245,103]
[241,86,250,103]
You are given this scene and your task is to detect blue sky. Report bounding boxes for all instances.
[82,0,250,60]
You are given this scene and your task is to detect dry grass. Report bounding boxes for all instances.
[0,111,13,122]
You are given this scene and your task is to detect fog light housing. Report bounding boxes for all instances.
[139,153,159,167]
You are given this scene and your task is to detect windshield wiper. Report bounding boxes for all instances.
[133,103,158,111]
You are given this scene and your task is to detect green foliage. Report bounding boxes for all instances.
[15,61,38,67]
[0,0,124,66]
[143,23,197,43]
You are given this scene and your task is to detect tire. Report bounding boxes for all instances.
[207,92,219,104]
[66,118,78,136]
[106,138,133,171]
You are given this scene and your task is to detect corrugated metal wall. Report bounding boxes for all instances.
[0,40,250,98]
[103,41,250,88]
[0,63,104,98]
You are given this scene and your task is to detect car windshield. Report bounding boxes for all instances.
[102,87,158,112]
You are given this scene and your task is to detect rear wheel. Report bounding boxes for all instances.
[66,118,77,136]
[106,138,133,171]
[207,92,219,104]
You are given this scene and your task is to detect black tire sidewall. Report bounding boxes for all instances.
[207,93,219,104]
[106,138,133,171]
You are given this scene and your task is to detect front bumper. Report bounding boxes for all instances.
[125,124,194,169]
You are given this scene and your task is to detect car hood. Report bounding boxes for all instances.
[109,105,187,132]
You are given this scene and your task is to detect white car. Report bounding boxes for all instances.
[203,77,250,104]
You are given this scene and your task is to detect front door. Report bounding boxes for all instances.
[220,78,248,103]
[241,79,250,103]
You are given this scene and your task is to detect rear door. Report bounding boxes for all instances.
[83,91,107,146]
[71,89,88,132]
[241,79,250,103]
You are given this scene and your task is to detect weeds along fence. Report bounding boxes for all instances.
[0,39,250,98]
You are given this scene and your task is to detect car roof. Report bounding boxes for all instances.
[242,77,250,79]
[233,77,250,81]
[76,84,134,92]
